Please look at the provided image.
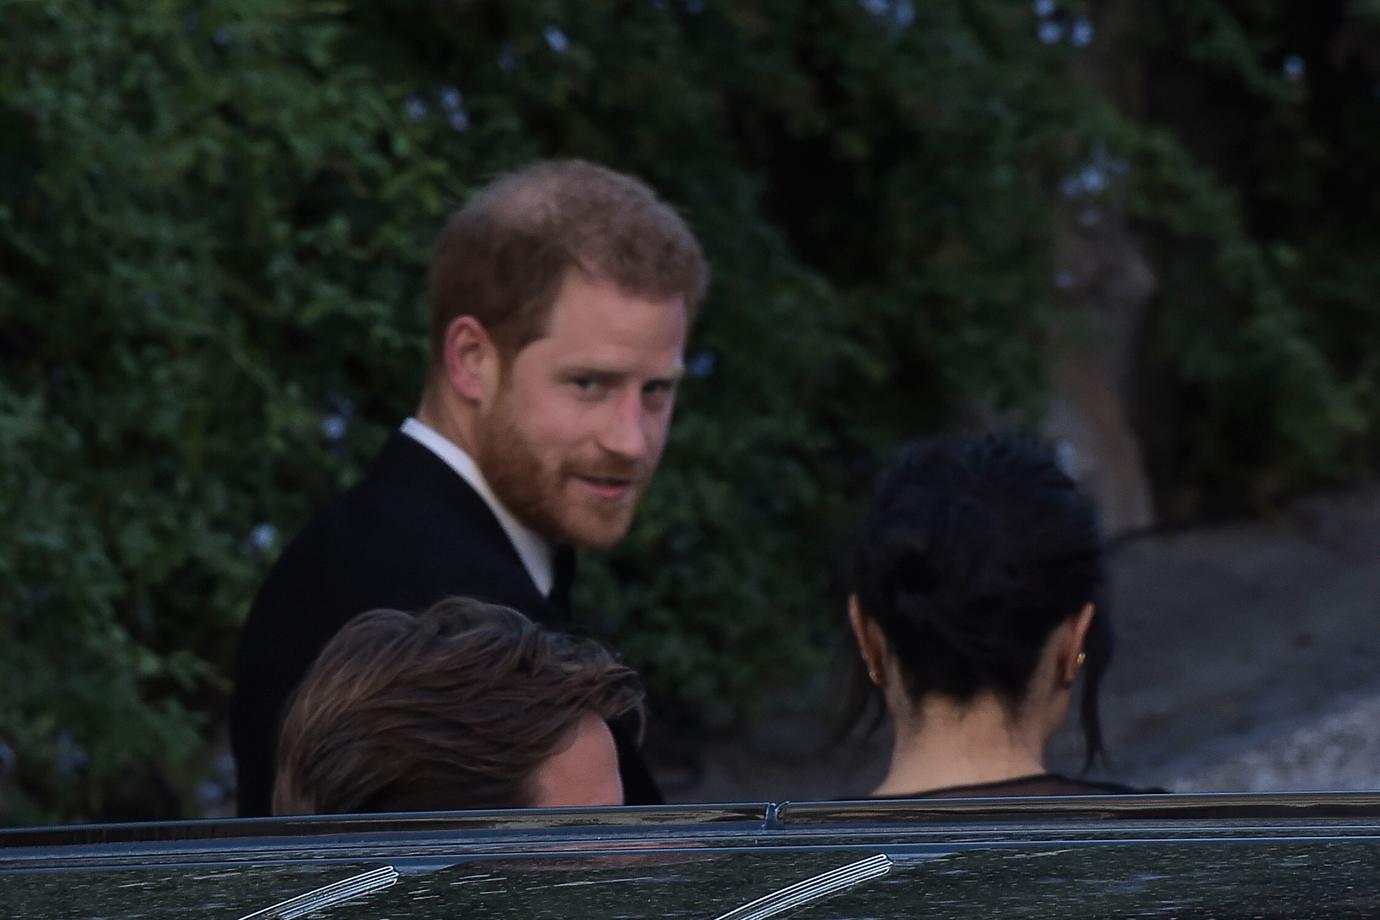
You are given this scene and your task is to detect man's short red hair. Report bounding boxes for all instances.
[426,159,708,358]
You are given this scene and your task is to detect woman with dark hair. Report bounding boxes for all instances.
[847,433,1158,797]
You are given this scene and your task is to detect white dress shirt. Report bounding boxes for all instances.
[399,417,554,596]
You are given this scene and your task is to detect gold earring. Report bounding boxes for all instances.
[867,668,881,687]
[1076,651,1087,668]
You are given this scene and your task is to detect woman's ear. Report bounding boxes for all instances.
[1060,602,1096,686]
[848,594,887,688]
[441,315,500,406]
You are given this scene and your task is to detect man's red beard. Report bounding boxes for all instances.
[476,407,648,548]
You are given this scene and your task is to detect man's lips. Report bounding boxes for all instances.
[573,474,638,500]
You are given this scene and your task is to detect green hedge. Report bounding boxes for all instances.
[1120,1,1380,511]
[2,1,1376,823]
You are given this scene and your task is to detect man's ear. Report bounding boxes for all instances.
[1060,602,1096,686]
[441,315,499,406]
[848,594,888,687]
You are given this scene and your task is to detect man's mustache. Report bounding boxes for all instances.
[565,461,647,484]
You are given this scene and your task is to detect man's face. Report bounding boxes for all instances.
[530,712,624,808]
[474,273,687,549]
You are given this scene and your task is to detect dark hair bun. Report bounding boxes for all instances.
[850,432,1112,762]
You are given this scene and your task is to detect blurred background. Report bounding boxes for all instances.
[2,0,1378,825]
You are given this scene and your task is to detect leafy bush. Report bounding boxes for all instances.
[0,0,1089,822]
[1122,1,1380,513]
[1,0,449,821]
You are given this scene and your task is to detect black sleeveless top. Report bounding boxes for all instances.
[871,772,1165,798]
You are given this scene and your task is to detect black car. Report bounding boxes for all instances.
[5,792,1380,918]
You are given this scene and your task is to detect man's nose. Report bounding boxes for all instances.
[598,391,651,461]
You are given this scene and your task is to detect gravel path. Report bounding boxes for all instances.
[1169,691,1380,792]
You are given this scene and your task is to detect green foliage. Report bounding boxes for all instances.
[3,0,1377,824]
[1,0,1090,823]
[1,0,448,820]
[1123,1,1380,513]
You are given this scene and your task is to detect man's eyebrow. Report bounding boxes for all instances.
[561,365,685,382]
[561,367,623,380]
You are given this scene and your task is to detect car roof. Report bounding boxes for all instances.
[8,793,1380,919]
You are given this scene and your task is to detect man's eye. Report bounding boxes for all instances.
[571,378,605,396]
[642,381,676,406]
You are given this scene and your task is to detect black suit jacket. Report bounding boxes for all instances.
[230,431,661,815]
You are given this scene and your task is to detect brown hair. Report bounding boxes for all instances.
[272,597,645,816]
[426,159,709,358]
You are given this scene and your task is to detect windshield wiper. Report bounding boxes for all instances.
[711,853,893,920]
[235,865,399,920]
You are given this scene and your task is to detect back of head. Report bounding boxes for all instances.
[272,597,644,815]
[427,159,709,358]
[850,433,1112,761]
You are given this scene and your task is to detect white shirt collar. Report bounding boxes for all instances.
[399,417,554,597]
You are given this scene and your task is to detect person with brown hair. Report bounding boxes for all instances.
[273,597,644,815]
[232,160,708,815]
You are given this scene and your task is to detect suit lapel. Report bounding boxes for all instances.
[547,544,577,617]
[364,431,566,619]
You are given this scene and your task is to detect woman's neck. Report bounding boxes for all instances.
[872,692,1049,797]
